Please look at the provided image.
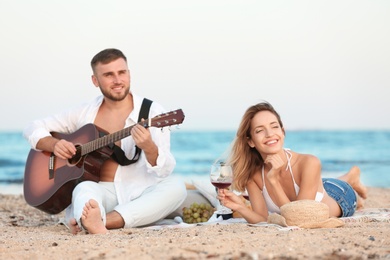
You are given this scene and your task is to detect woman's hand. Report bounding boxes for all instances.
[217,189,246,212]
[219,188,268,224]
[264,154,284,182]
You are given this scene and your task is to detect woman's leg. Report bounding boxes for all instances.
[323,178,357,217]
[337,166,367,209]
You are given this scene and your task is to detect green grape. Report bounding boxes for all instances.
[182,202,215,224]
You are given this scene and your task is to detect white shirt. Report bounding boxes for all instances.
[23,93,176,204]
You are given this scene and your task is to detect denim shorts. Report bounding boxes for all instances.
[322,178,357,217]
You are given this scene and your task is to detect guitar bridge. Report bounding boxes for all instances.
[49,153,55,179]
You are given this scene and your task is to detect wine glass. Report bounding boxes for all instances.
[210,162,233,216]
[242,189,250,201]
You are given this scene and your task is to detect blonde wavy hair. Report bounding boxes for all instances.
[228,102,284,192]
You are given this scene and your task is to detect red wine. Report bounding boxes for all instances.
[211,181,231,189]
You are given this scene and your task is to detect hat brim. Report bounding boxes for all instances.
[298,218,344,229]
[268,213,288,226]
[268,213,345,229]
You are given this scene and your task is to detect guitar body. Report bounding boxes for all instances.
[23,124,113,214]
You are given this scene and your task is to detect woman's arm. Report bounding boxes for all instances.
[219,172,269,224]
[264,153,292,207]
[296,154,322,200]
[245,176,269,222]
[266,153,322,206]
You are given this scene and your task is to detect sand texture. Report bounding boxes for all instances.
[1,187,389,259]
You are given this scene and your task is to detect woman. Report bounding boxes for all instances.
[218,102,367,224]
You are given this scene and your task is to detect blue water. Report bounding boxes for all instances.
[1,131,389,188]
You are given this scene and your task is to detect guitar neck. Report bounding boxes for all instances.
[81,124,136,156]
[77,109,184,156]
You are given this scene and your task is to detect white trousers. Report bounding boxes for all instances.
[65,175,187,228]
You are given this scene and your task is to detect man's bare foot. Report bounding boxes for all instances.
[69,218,82,235]
[339,166,368,199]
[81,199,108,234]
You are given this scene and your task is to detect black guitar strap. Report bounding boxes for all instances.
[111,98,153,166]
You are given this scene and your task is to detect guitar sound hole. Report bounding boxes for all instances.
[68,146,82,165]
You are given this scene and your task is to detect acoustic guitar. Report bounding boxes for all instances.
[23,109,185,214]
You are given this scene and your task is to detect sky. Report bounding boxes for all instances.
[1,0,389,132]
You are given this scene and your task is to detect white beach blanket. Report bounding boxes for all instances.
[148,208,390,231]
[340,208,390,224]
[147,179,390,230]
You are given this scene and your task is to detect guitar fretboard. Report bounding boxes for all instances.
[79,125,136,156]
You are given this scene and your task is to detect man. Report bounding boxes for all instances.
[23,48,187,234]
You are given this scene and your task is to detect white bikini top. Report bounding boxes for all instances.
[261,149,324,214]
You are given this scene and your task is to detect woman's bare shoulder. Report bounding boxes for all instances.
[292,152,322,182]
[249,170,263,188]
[292,151,321,166]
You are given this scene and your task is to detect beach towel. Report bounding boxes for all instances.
[147,181,390,230]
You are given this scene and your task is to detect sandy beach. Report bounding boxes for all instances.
[1,186,389,260]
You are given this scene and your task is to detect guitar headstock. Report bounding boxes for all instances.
[147,109,185,128]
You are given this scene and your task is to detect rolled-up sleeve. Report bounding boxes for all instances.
[145,128,176,178]
[23,96,102,150]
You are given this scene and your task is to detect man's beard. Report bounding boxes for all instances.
[100,85,130,101]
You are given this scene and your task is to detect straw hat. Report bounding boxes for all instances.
[267,200,344,229]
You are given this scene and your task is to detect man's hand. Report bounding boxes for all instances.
[131,120,158,166]
[131,122,154,151]
[53,139,77,160]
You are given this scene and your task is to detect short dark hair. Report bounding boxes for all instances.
[91,48,127,72]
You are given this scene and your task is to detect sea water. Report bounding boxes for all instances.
[1,130,389,194]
